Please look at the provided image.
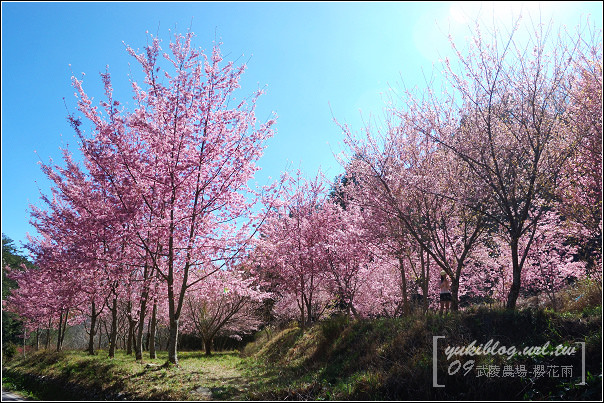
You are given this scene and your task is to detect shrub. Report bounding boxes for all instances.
[2,342,18,361]
[559,278,602,313]
[320,314,349,341]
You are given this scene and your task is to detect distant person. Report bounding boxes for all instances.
[440,271,452,314]
[411,278,424,312]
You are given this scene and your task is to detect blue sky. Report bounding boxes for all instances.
[2,1,602,251]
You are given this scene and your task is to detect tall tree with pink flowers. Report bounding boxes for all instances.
[255,171,332,328]
[57,31,275,364]
[399,18,597,309]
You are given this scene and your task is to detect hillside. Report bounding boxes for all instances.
[3,306,601,400]
[242,307,602,400]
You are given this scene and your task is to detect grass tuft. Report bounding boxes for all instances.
[3,304,601,400]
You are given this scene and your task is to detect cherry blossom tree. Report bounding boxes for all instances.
[66,31,275,364]
[255,171,332,328]
[558,43,602,274]
[461,210,587,309]
[398,17,595,309]
[181,269,268,355]
[5,259,88,352]
[321,202,373,318]
[327,175,406,316]
[23,171,105,353]
[257,170,409,321]
[521,211,587,310]
[337,116,488,312]
[334,134,426,315]
[352,256,403,317]
[4,264,52,348]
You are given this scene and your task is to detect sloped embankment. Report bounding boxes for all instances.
[243,308,602,400]
[2,308,601,400]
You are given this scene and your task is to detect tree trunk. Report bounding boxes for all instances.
[506,238,521,309]
[108,297,118,358]
[149,302,157,359]
[135,262,152,361]
[204,337,213,356]
[166,278,180,365]
[35,328,40,351]
[56,309,68,352]
[56,312,63,352]
[167,318,179,365]
[135,294,148,361]
[87,301,97,355]
[45,318,51,350]
[422,252,430,313]
[166,213,180,366]
[299,295,306,330]
[127,321,134,355]
[166,236,182,365]
[56,311,64,352]
[132,326,138,355]
[60,310,68,350]
[97,321,103,351]
[451,278,460,311]
[305,295,314,326]
[399,256,409,315]
[350,303,360,319]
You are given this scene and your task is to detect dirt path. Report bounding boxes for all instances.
[188,359,254,400]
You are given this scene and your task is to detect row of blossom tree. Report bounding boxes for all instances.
[5,18,602,365]
[253,17,601,323]
[6,31,276,365]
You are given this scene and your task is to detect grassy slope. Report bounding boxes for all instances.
[3,307,602,400]
[241,308,602,400]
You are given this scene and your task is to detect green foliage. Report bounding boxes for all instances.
[2,234,34,297]
[2,311,24,349]
[2,342,18,361]
[3,350,250,400]
[244,309,602,400]
[2,309,601,400]
[254,326,303,363]
[1,375,41,400]
[2,234,33,347]
[241,325,277,357]
[320,314,349,341]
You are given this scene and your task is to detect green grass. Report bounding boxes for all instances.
[3,305,602,400]
[239,308,602,400]
[3,350,252,400]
